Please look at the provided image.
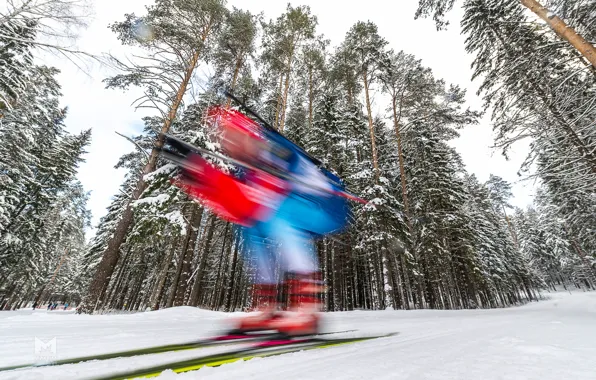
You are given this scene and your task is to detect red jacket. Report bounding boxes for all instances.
[174,155,287,226]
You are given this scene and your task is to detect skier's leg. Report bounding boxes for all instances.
[266,197,325,335]
[243,225,277,288]
[272,193,346,313]
[274,218,318,276]
[234,225,281,333]
[272,192,345,276]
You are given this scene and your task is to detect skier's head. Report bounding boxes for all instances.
[208,106,266,162]
[221,126,264,162]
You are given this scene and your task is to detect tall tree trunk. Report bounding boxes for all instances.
[391,96,412,231]
[345,244,355,310]
[225,234,240,311]
[274,73,285,130]
[33,286,45,307]
[308,66,314,129]
[502,205,520,249]
[336,244,345,310]
[104,247,132,309]
[174,207,203,306]
[400,253,412,310]
[150,239,178,310]
[392,252,405,309]
[520,0,596,67]
[278,47,296,132]
[36,248,69,304]
[226,56,244,108]
[167,207,202,308]
[170,243,192,307]
[166,243,185,309]
[232,256,246,310]
[80,28,211,313]
[563,225,596,279]
[213,225,231,309]
[188,215,217,306]
[325,241,335,311]
[127,252,147,311]
[362,70,380,183]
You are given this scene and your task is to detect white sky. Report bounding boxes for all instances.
[45,0,536,234]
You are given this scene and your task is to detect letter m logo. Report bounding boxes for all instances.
[35,337,57,356]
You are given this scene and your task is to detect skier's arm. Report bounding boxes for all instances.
[173,154,263,226]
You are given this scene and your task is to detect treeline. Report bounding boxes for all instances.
[0,0,593,312]
[0,2,92,309]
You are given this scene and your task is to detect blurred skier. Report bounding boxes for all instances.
[164,106,350,336]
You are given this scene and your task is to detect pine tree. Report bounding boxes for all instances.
[533,186,596,286]
[212,7,259,99]
[404,116,473,308]
[0,63,90,273]
[518,0,596,67]
[462,0,595,280]
[380,50,440,231]
[342,21,388,182]
[0,123,90,309]
[413,0,595,278]
[0,18,36,114]
[0,19,95,307]
[415,0,596,66]
[513,207,559,290]
[32,181,91,306]
[464,175,541,307]
[81,0,227,313]
[298,38,328,129]
[462,0,595,173]
[259,4,317,131]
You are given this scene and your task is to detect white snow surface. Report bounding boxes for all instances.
[1,291,596,380]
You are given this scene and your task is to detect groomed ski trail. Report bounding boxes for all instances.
[1,291,595,379]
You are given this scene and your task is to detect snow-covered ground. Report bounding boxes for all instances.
[1,291,595,380]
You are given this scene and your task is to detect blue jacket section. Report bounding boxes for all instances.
[263,129,350,236]
[239,127,351,284]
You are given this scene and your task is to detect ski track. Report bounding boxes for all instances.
[1,291,595,380]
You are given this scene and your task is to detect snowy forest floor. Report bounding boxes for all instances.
[1,290,595,380]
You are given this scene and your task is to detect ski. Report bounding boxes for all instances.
[0,333,266,372]
[88,332,397,380]
[0,330,356,373]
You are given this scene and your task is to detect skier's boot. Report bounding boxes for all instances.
[271,272,325,336]
[233,283,281,334]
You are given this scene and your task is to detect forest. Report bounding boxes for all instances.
[0,0,594,313]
